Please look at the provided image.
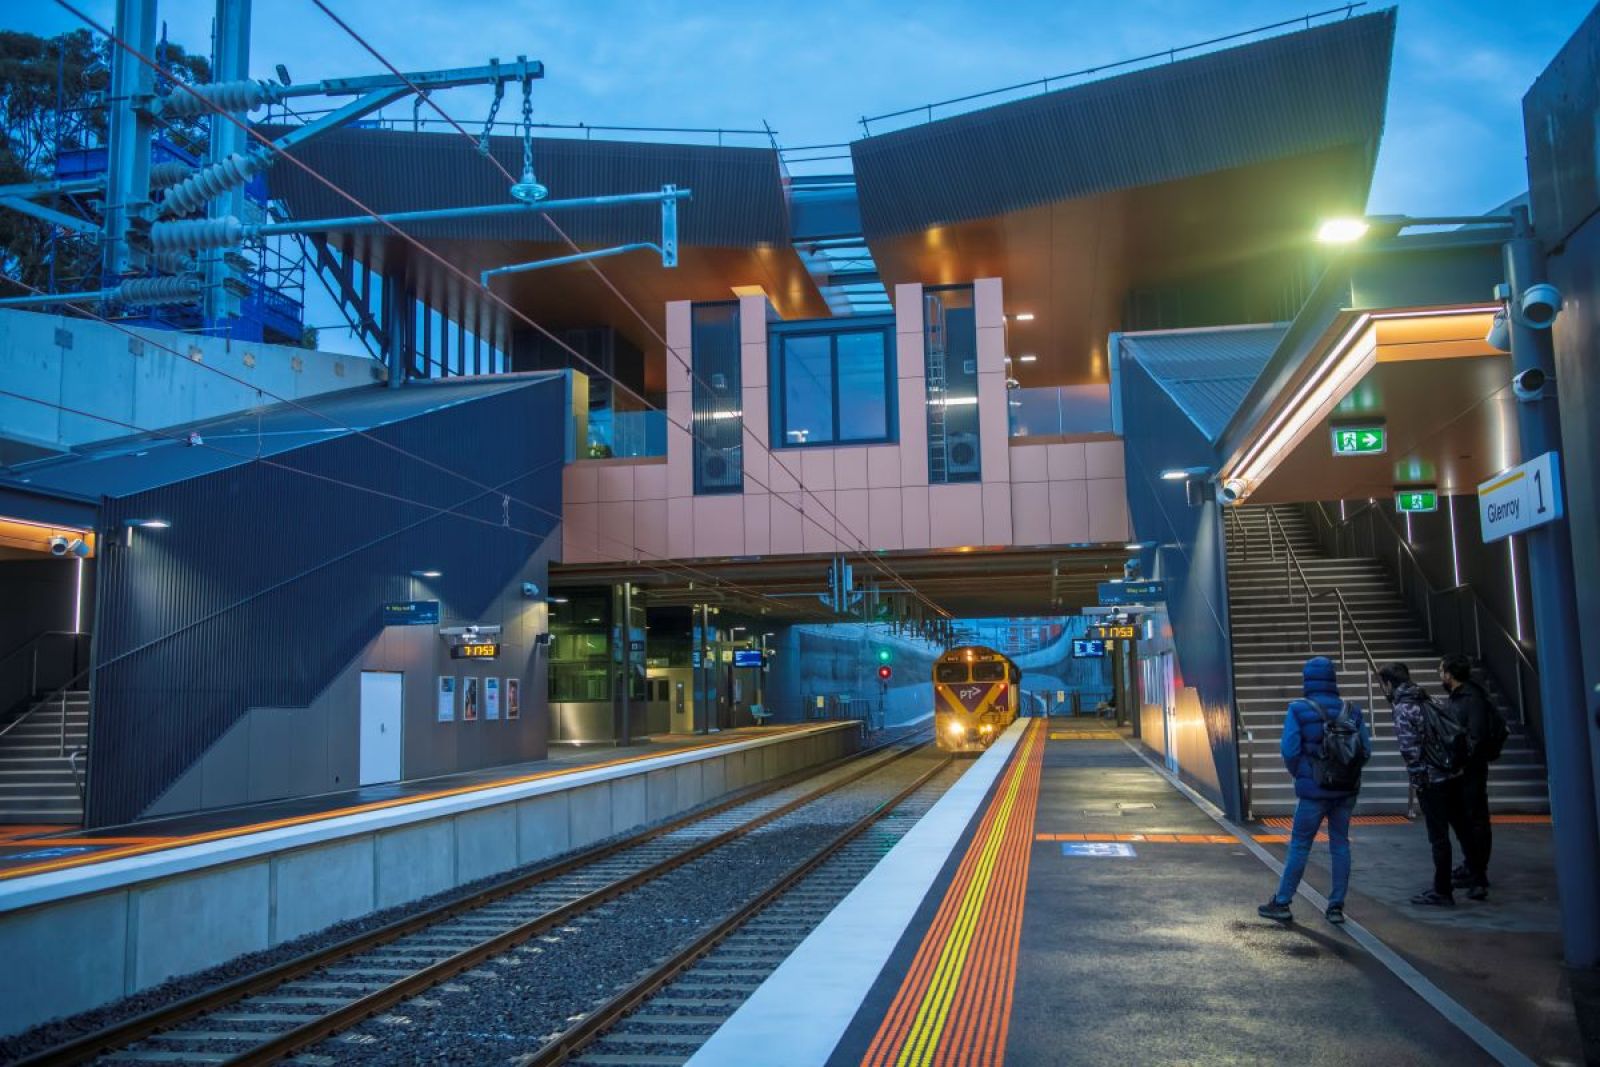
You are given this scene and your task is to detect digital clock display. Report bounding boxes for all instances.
[451,642,501,660]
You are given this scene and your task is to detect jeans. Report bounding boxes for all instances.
[1273,794,1357,907]
[1418,776,1476,895]
[1460,760,1492,881]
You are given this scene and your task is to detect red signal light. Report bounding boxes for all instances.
[877,665,892,681]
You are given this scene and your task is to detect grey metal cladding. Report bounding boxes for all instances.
[851,10,1397,237]
[262,127,791,247]
[84,377,567,826]
[1121,325,1287,443]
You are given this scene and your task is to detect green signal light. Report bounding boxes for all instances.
[876,648,891,663]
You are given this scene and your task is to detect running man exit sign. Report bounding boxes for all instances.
[1331,425,1386,456]
[1395,490,1438,513]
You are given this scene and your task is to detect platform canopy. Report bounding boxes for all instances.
[850,10,1397,390]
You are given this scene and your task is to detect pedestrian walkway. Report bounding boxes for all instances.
[688,717,1592,1065]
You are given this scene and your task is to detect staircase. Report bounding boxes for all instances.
[0,690,88,824]
[1225,506,1549,816]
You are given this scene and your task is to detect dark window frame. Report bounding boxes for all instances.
[769,315,897,449]
[935,662,969,683]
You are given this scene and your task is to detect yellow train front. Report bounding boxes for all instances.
[933,646,1020,753]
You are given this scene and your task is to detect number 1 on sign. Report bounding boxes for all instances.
[1534,469,1547,514]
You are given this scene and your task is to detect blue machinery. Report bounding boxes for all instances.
[0,0,687,364]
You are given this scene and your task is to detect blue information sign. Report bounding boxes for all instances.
[733,649,764,668]
[1072,639,1107,659]
[382,600,440,626]
[1098,580,1166,605]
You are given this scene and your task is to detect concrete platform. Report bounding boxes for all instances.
[690,717,1590,1066]
[0,722,858,1039]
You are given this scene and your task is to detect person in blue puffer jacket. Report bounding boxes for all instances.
[1257,656,1372,925]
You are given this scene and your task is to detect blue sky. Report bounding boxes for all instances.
[10,1,1592,214]
[7,2,1593,351]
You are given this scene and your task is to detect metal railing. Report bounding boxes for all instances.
[1307,501,1535,730]
[0,630,89,726]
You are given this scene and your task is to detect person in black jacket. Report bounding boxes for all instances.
[1439,655,1493,899]
[1384,662,1475,906]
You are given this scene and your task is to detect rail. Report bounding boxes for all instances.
[1224,504,1251,561]
[0,630,88,736]
[1263,507,1380,712]
[1308,501,1534,728]
[857,4,1366,133]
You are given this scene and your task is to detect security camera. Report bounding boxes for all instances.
[521,581,540,598]
[1218,479,1243,504]
[1512,368,1548,402]
[1485,309,1511,352]
[48,536,88,558]
[1519,283,1562,328]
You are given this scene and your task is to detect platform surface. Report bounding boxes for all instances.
[692,717,1589,1066]
[0,723,827,885]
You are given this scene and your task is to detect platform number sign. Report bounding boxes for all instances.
[1478,452,1564,543]
[1395,490,1438,513]
[1331,426,1386,456]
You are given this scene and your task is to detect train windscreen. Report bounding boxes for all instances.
[972,662,1006,681]
[935,663,968,683]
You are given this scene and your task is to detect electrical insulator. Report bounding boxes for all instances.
[160,153,269,217]
[111,276,203,306]
[155,79,279,119]
[148,161,194,190]
[150,216,245,252]
[151,251,198,275]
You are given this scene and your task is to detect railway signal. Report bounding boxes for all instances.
[877,665,893,681]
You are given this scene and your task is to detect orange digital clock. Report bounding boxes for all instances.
[451,642,501,660]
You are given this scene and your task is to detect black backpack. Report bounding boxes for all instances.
[1306,700,1367,791]
[1479,701,1510,763]
[1420,695,1469,776]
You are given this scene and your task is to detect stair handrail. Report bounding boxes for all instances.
[0,663,90,756]
[1224,505,1251,562]
[1308,500,1534,727]
[1262,507,1379,713]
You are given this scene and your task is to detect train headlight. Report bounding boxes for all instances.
[946,721,965,739]
[981,723,992,733]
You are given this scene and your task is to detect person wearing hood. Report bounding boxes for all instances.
[1383,662,1477,906]
[1258,655,1372,925]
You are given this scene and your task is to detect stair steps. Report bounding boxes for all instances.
[1226,508,1548,816]
[0,690,87,824]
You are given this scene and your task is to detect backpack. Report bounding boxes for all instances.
[1479,701,1510,763]
[1419,695,1469,776]
[1307,700,1367,791]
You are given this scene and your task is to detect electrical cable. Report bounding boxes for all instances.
[307,0,948,619]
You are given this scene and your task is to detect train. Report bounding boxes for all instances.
[933,645,1020,753]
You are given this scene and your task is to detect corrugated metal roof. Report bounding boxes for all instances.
[1,374,560,501]
[851,10,1396,237]
[1120,324,1286,442]
[263,128,791,247]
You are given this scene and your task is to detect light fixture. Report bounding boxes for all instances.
[1013,312,1035,322]
[411,569,442,578]
[1160,466,1208,481]
[547,595,569,604]
[1316,218,1370,244]
[1018,354,1037,363]
[125,518,170,528]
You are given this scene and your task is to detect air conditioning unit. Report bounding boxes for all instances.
[945,432,980,477]
[698,446,743,490]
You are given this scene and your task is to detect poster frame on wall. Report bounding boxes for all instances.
[437,675,457,722]
[485,676,501,720]
[463,676,480,721]
[506,677,521,720]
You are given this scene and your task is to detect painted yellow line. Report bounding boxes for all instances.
[896,722,1041,1067]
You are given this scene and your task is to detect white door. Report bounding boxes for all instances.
[359,671,404,786]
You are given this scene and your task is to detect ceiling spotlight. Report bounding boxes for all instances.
[411,569,443,578]
[1316,218,1370,244]
[1013,312,1035,322]
[1018,354,1038,363]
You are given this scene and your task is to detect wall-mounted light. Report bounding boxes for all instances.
[1160,466,1209,481]
[1018,354,1037,363]
[125,518,170,528]
[1316,218,1370,244]
[1012,312,1035,322]
[410,569,443,578]
[547,595,569,603]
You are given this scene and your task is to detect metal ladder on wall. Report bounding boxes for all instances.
[923,292,949,483]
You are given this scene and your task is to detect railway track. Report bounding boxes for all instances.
[20,729,941,1066]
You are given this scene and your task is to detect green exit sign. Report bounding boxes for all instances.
[1331,425,1386,456]
[1396,490,1439,513]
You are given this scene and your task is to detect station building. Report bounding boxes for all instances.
[0,5,1594,871]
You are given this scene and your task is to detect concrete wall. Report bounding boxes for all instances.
[143,534,559,818]
[560,278,1130,563]
[0,309,379,461]
[0,722,858,1038]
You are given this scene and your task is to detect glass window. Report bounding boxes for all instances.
[936,662,969,683]
[973,661,1006,681]
[773,321,894,448]
[924,285,981,483]
[783,334,833,445]
[691,303,743,494]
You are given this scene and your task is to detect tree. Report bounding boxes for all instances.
[0,29,210,291]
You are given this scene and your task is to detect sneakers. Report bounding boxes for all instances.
[1466,883,1489,901]
[1411,889,1456,907]
[1325,903,1346,925]
[1452,866,1490,890]
[1257,899,1293,922]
